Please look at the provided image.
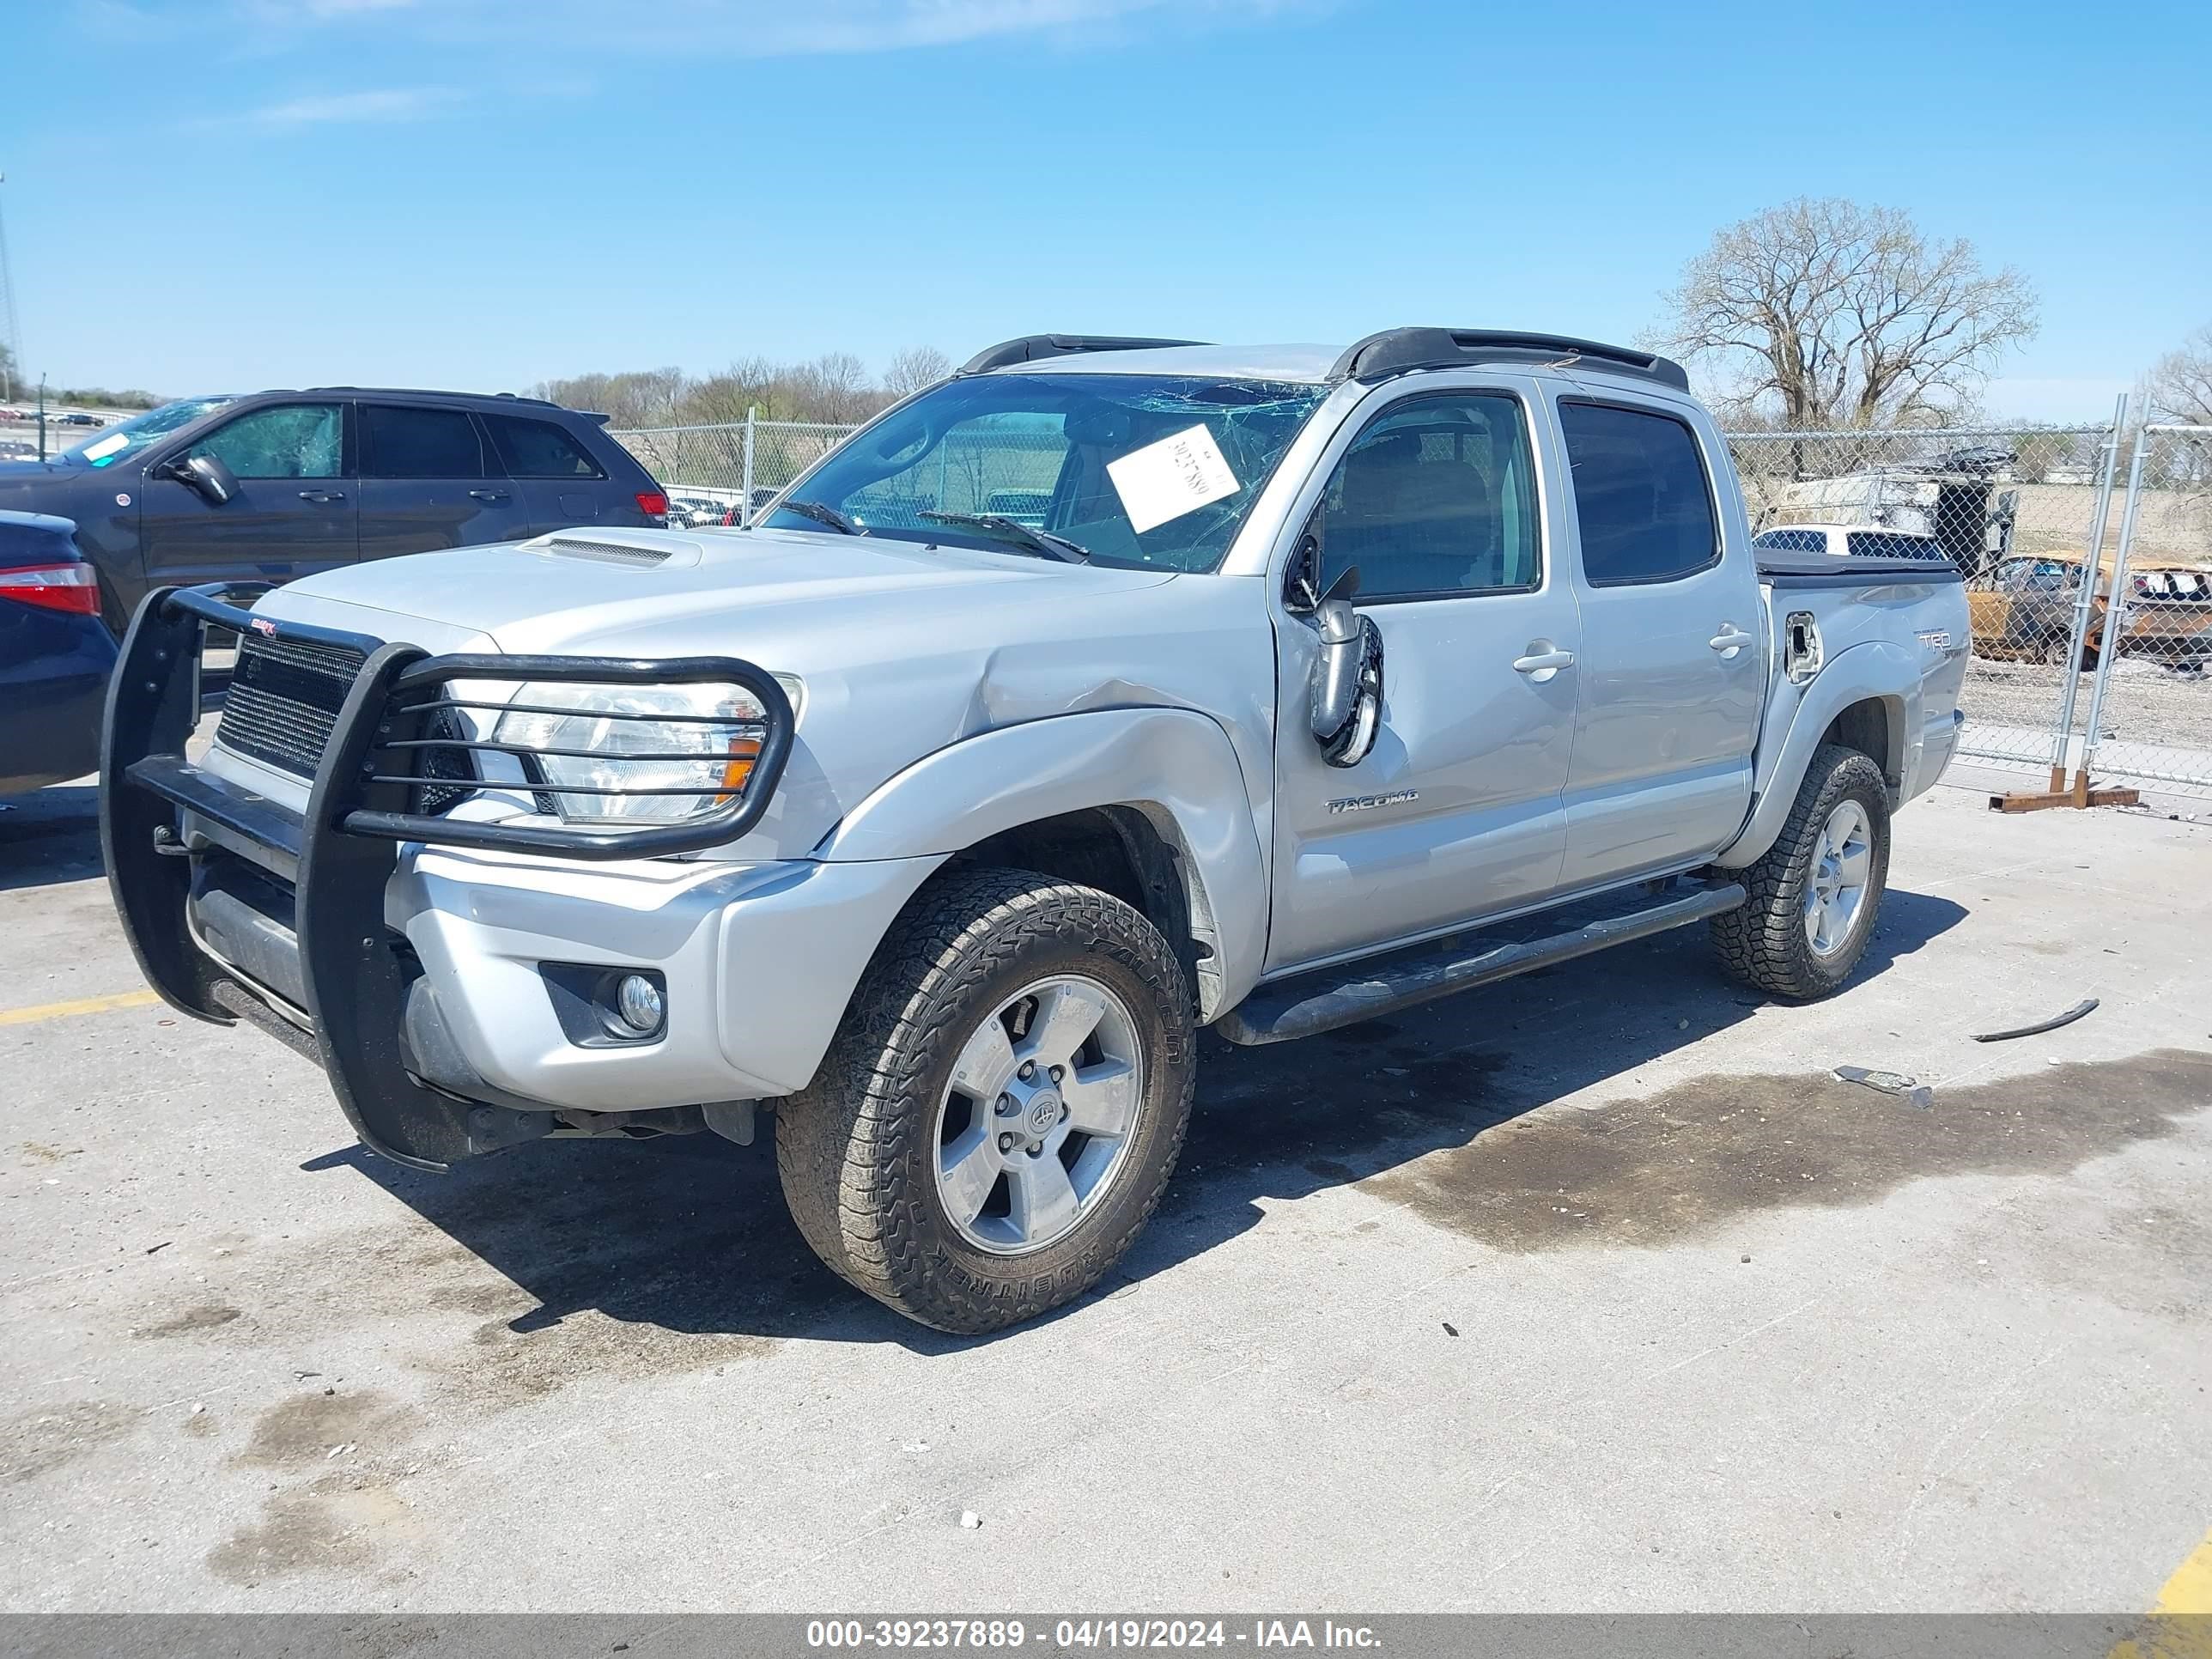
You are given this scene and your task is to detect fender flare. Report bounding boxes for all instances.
[1713,641,1918,870]
[816,708,1270,1019]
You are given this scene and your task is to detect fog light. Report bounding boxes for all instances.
[613,974,665,1036]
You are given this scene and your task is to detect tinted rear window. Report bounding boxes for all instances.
[362,404,485,478]
[1558,401,1719,586]
[484,414,604,479]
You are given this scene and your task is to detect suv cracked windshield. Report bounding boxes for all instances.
[761,372,1331,571]
[61,395,235,467]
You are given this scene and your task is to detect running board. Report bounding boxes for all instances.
[1216,879,1747,1047]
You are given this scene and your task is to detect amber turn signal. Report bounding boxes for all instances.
[719,736,763,798]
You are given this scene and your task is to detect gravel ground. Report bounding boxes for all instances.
[1964,655,2212,751]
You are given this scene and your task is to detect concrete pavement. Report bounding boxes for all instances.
[1,779,2206,1612]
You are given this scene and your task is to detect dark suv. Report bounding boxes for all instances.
[0,388,669,632]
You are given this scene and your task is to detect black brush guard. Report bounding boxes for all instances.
[100,584,794,1172]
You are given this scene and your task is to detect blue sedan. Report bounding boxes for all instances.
[1,511,118,794]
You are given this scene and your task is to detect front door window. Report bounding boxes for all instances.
[189,404,344,478]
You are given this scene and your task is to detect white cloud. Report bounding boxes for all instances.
[227,0,1318,57]
[240,0,424,16]
[199,86,461,127]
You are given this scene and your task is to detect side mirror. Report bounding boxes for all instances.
[166,453,238,506]
[1308,567,1382,769]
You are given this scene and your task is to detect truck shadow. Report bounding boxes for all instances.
[0,784,105,894]
[328,885,1970,1358]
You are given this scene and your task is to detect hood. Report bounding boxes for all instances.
[0,456,88,493]
[259,526,1177,655]
[239,526,1267,863]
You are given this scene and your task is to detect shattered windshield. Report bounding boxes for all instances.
[761,372,1331,573]
[61,396,234,467]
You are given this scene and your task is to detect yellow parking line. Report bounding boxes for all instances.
[2112,1528,2212,1659]
[0,989,163,1027]
[2157,1528,2212,1615]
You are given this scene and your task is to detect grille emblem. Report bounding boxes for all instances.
[248,617,278,637]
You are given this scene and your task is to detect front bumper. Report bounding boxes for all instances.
[100,585,928,1173]
[388,844,935,1111]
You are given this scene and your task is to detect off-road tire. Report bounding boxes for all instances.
[774,867,1195,1334]
[1710,743,1891,1000]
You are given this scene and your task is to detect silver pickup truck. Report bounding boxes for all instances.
[102,328,1970,1332]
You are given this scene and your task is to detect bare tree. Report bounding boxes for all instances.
[883,345,952,400]
[532,367,688,427]
[2143,325,2212,426]
[678,355,785,424]
[782,351,878,424]
[1650,198,2038,428]
[538,347,936,428]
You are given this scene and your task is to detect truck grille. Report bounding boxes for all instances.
[217,632,479,814]
[216,634,369,779]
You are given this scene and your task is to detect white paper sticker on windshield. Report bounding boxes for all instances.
[1106,424,1239,534]
[78,431,129,462]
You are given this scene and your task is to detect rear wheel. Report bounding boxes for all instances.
[775,867,1194,1334]
[1711,743,1890,1000]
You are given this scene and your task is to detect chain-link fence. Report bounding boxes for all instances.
[611,416,860,526]
[1728,417,2212,798]
[1723,421,2129,778]
[612,406,2209,797]
[2069,423,2212,793]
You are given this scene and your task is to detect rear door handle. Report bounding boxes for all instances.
[468,489,510,503]
[1511,647,1576,681]
[1709,626,1756,656]
[298,489,345,504]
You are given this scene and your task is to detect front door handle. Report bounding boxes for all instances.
[1709,626,1756,657]
[298,489,346,504]
[468,489,510,503]
[1511,646,1576,682]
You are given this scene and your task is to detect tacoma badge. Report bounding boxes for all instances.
[1327,789,1419,815]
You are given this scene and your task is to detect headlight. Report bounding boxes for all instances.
[491,681,771,825]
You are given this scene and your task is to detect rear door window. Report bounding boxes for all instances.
[484,414,604,479]
[1558,401,1719,586]
[362,404,486,478]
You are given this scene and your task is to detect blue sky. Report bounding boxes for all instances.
[5,0,2208,419]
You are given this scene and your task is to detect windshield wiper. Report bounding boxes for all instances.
[778,499,866,536]
[918,511,1090,563]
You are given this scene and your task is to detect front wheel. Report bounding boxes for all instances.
[1711,743,1891,1000]
[775,867,1194,1334]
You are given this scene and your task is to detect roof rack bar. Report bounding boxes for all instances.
[958,334,1213,375]
[301,386,571,409]
[1328,329,1690,392]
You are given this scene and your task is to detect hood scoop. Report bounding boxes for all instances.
[525,531,706,569]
